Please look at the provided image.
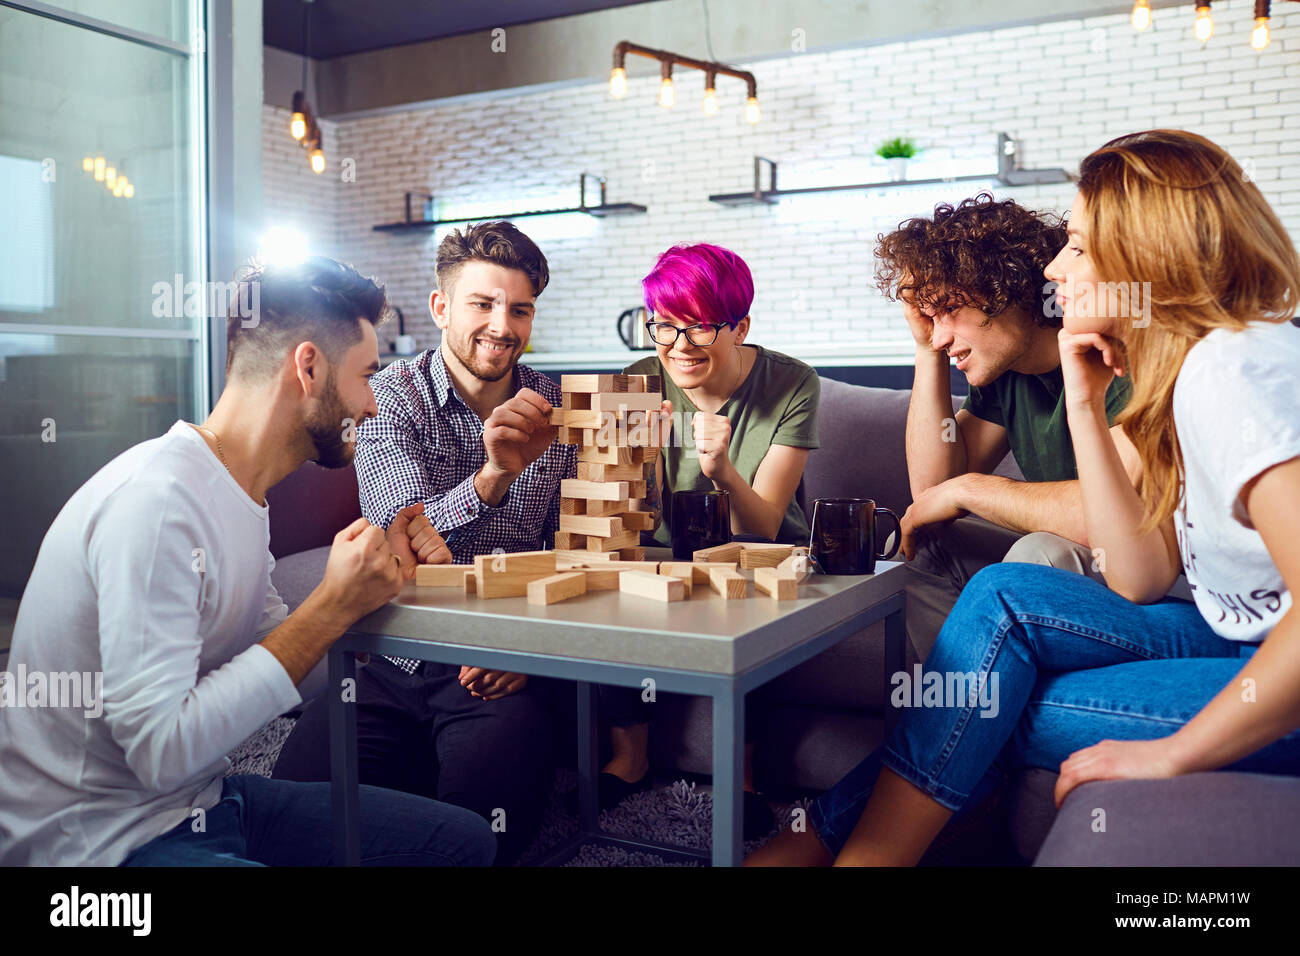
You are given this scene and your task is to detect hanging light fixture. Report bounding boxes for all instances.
[609,41,760,124]
[1253,0,1273,48]
[1195,3,1214,41]
[290,0,323,171]
[1131,0,1152,30]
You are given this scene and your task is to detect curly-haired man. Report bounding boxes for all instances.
[878,193,1176,663]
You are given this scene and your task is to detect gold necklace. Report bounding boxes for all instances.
[195,424,234,476]
[685,345,745,413]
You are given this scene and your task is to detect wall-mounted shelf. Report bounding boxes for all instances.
[374,173,647,232]
[708,133,1072,206]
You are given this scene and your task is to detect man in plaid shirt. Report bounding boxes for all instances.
[274,222,575,863]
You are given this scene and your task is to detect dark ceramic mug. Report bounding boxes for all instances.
[808,497,901,574]
[670,489,732,560]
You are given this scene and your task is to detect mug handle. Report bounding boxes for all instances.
[874,507,901,560]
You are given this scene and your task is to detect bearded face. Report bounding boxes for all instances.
[305,368,358,469]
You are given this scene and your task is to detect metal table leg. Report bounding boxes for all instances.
[883,600,906,737]
[711,682,744,867]
[328,646,360,866]
[576,680,599,834]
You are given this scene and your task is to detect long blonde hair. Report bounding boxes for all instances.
[1077,130,1300,532]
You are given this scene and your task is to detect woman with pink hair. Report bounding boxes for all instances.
[598,242,821,837]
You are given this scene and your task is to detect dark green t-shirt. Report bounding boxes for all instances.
[626,345,820,546]
[962,366,1132,482]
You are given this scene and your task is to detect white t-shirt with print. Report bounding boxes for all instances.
[1173,319,1300,641]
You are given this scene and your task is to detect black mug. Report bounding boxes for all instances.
[809,497,900,575]
[670,489,732,560]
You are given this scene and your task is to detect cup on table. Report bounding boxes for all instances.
[670,489,732,560]
[808,497,900,575]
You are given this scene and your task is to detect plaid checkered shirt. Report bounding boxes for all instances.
[354,348,577,674]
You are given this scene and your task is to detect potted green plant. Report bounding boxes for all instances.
[877,137,918,181]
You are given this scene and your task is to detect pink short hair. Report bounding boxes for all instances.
[642,243,754,329]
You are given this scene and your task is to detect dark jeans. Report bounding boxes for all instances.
[121,774,495,866]
[273,657,556,864]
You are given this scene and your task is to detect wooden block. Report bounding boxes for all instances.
[577,444,635,465]
[693,542,744,564]
[527,571,587,606]
[586,498,628,517]
[585,529,640,552]
[561,479,629,501]
[547,408,566,427]
[626,480,647,498]
[708,566,749,600]
[754,566,799,600]
[414,564,473,588]
[562,392,591,410]
[582,561,661,590]
[739,544,796,569]
[564,409,618,431]
[617,511,656,532]
[776,552,812,582]
[554,549,618,564]
[626,376,645,393]
[562,374,628,393]
[556,426,580,445]
[558,514,624,537]
[590,392,662,413]
[660,560,737,584]
[553,531,584,549]
[657,566,694,596]
[620,570,685,603]
[618,547,646,562]
[464,571,476,595]
[576,460,644,482]
[473,551,558,598]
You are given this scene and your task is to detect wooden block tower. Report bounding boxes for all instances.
[554,373,663,561]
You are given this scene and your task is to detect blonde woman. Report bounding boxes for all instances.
[749,129,1300,866]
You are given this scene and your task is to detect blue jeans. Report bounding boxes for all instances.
[121,774,496,866]
[809,563,1300,858]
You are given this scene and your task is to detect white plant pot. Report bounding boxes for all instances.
[886,157,909,181]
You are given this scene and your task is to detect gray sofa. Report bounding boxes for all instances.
[267,375,1300,865]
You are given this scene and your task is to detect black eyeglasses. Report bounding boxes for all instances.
[645,321,723,348]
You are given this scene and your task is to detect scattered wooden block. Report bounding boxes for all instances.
[617,511,656,532]
[738,544,796,569]
[527,571,588,606]
[576,461,644,482]
[559,514,624,538]
[554,549,617,564]
[618,547,646,562]
[464,571,476,595]
[414,564,473,588]
[776,552,812,582]
[561,479,629,501]
[561,374,628,393]
[754,566,799,600]
[585,529,640,552]
[693,542,744,564]
[581,561,662,590]
[660,560,737,583]
[473,551,558,599]
[708,566,749,600]
[620,570,685,603]
[590,392,662,413]
[657,566,694,596]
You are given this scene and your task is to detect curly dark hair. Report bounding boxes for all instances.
[874,193,1066,328]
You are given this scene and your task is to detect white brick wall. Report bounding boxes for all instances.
[261,0,1300,361]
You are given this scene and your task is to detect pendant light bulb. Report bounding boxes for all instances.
[1194,4,1214,42]
[105,166,116,188]
[1131,0,1151,31]
[703,86,718,116]
[290,112,307,140]
[609,67,627,99]
[1251,16,1270,50]
[310,148,325,174]
[93,155,105,181]
[745,96,761,125]
[659,76,675,108]
[82,156,94,173]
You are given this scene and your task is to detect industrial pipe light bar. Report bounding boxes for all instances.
[609,40,760,124]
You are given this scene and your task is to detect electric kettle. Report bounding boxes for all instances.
[617,306,656,350]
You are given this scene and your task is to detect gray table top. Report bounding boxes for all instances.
[349,555,907,676]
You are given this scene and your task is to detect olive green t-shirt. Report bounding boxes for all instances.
[626,345,820,547]
[962,366,1132,482]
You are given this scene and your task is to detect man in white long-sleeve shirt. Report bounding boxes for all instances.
[0,257,495,867]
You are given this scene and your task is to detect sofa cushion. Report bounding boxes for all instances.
[1033,772,1300,865]
[266,462,360,560]
[270,544,332,612]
